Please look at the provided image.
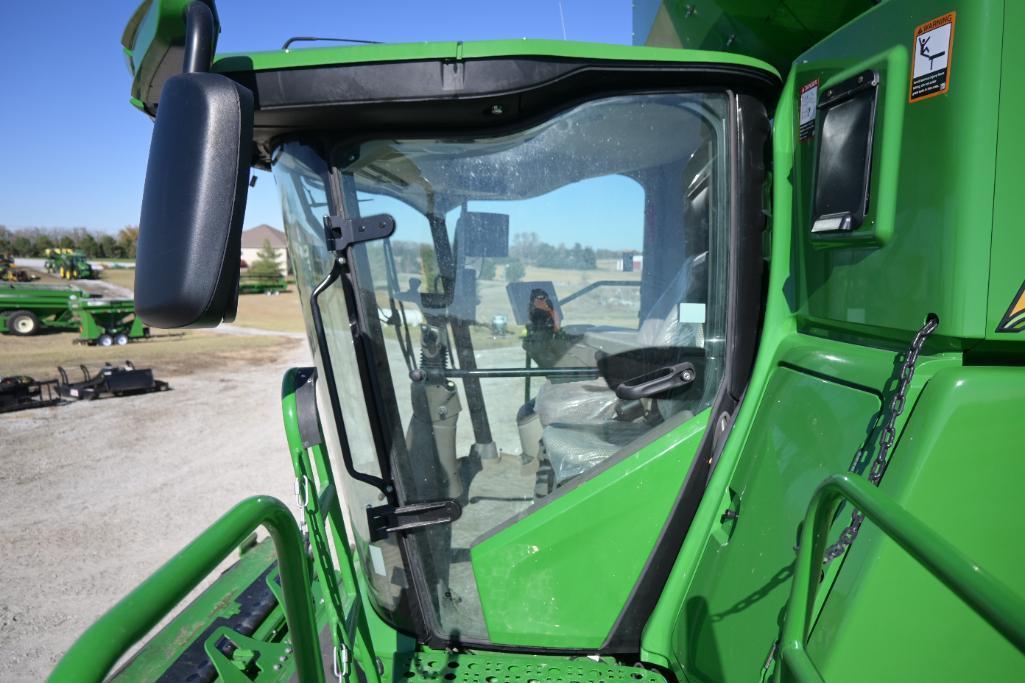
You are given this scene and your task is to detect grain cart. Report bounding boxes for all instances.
[69,297,148,346]
[0,283,85,336]
[43,248,95,280]
[53,0,1025,680]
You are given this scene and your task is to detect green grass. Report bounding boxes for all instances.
[233,289,306,333]
[99,267,136,291]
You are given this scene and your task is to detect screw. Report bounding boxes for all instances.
[490,104,504,115]
[681,369,695,382]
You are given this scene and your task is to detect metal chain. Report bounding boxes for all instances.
[822,314,939,564]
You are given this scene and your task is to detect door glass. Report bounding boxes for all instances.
[272,142,415,631]
[339,92,730,640]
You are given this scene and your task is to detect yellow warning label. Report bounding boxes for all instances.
[909,12,955,103]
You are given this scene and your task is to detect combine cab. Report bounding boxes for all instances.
[52,1,1025,681]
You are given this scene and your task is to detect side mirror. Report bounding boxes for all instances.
[456,211,510,258]
[135,71,254,327]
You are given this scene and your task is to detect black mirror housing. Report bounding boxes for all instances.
[136,71,253,328]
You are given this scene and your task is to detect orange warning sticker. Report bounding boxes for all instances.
[909,12,955,103]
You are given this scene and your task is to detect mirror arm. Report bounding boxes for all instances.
[183,1,215,74]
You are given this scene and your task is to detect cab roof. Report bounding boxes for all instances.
[123,1,780,166]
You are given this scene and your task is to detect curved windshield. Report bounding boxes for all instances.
[332,92,731,640]
[276,92,731,642]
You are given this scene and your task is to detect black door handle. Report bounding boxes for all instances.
[615,361,697,400]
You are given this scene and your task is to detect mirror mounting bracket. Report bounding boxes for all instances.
[323,214,396,254]
[366,500,462,541]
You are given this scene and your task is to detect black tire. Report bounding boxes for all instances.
[114,333,129,346]
[7,310,39,336]
[98,334,114,347]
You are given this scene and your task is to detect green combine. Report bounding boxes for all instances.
[44,248,95,280]
[52,0,1025,680]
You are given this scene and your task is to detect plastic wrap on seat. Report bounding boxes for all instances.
[542,421,650,484]
[534,379,619,425]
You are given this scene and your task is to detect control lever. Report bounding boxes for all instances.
[615,362,697,400]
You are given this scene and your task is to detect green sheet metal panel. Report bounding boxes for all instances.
[471,412,709,649]
[214,39,778,76]
[807,367,1025,680]
[666,364,879,682]
[792,0,1003,345]
[633,0,872,75]
[986,0,1025,338]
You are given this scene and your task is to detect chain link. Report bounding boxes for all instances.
[822,314,939,564]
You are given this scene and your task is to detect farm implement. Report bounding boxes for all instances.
[0,254,38,282]
[0,284,150,345]
[70,297,148,346]
[44,248,95,280]
[239,274,288,295]
[0,283,84,336]
[0,361,169,412]
[51,0,1025,681]
[0,375,60,413]
[56,361,169,400]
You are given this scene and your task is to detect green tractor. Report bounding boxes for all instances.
[44,248,95,280]
[52,0,1025,680]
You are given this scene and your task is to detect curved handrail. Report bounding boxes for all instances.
[50,496,323,682]
[781,473,1025,682]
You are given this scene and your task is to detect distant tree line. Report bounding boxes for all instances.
[510,232,599,270]
[384,231,628,288]
[0,225,139,259]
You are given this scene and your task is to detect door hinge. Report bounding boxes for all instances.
[367,500,462,541]
[323,213,395,253]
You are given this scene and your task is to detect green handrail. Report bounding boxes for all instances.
[50,496,324,682]
[780,473,1025,682]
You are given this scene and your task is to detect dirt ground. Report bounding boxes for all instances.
[0,268,312,680]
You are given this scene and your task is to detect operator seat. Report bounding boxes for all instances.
[533,252,707,488]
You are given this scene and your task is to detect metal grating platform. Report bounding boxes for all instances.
[401,651,667,683]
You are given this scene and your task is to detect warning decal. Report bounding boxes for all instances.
[799,79,818,141]
[909,12,955,102]
[996,280,1025,333]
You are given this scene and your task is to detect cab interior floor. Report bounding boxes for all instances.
[441,452,538,638]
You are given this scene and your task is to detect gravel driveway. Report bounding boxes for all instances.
[0,339,310,680]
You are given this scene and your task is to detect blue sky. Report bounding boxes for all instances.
[0,1,632,234]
